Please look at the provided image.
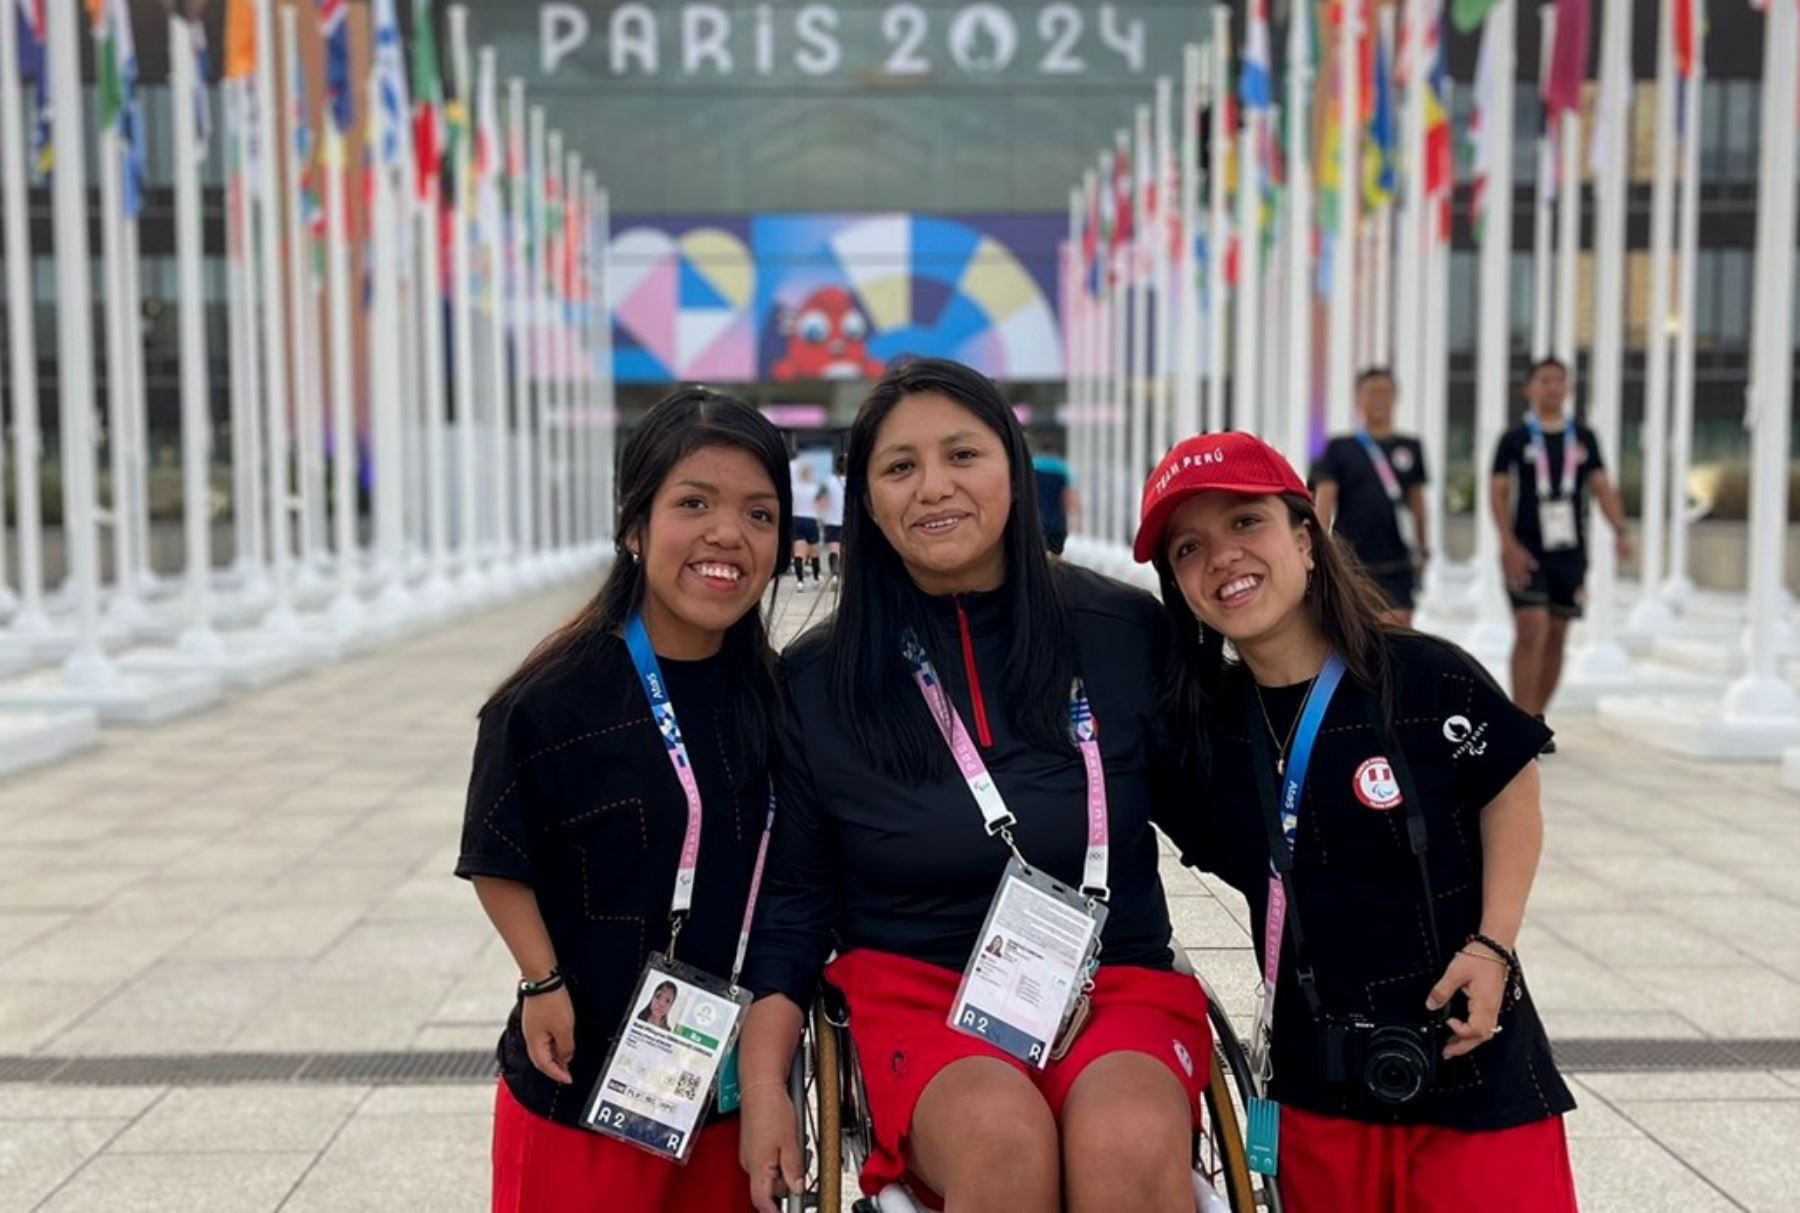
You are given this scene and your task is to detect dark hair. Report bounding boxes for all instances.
[652,980,677,1000]
[1154,492,1400,769]
[1355,366,1396,390]
[825,358,1076,781]
[1527,355,1568,380]
[481,388,794,769]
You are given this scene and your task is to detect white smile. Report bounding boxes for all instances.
[690,562,743,584]
[1217,575,1262,604]
[915,514,967,534]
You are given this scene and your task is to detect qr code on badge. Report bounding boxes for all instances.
[674,1071,702,1101]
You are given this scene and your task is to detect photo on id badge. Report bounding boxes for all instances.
[948,860,1106,1069]
[582,959,747,1163]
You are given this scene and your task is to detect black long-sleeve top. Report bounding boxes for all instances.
[743,565,1181,1008]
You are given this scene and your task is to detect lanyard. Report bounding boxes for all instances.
[1244,653,1346,1084]
[902,629,1111,902]
[1523,412,1579,499]
[1354,432,1404,504]
[625,614,774,978]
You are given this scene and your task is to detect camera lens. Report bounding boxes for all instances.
[1362,1030,1430,1105]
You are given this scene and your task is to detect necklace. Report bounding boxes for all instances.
[1253,676,1317,777]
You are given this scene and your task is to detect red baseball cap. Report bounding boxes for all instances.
[1132,431,1312,563]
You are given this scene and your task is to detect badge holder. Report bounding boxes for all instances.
[582,953,751,1164]
[947,857,1107,1070]
[1538,498,1579,552]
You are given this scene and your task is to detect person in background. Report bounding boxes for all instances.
[791,455,822,589]
[819,452,847,588]
[1490,357,1632,753]
[1032,435,1080,556]
[1313,367,1429,626]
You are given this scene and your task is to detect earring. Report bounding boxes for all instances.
[629,548,640,564]
[1196,620,1207,645]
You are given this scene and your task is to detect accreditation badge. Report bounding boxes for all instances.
[582,956,750,1163]
[947,858,1107,1069]
[1538,498,1579,552]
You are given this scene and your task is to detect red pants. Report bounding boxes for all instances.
[491,1079,753,1213]
[1276,1104,1579,1213]
[826,949,1213,1208]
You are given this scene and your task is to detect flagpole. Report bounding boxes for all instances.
[1393,0,1425,436]
[560,146,580,556]
[1175,44,1201,440]
[369,18,412,617]
[239,85,268,596]
[1283,1,1313,469]
[97,7,144,625]
[45,0,113,684]
[530,107,552,569]
[0,2,48,635]
[1553,111,1579,387]
[1205,9,1230,434]
[507,80,535,574]
[1233,101,1262,439]
[584,170,602,551]
[281,7,321,600]
[1151,77,1174,465]
[544,129,565,561]
[1468,0,1519,655]
[224,85,253,588]
[446,6,480,589]
[572,161,591,552]
[1531,5,1555,360]
[1371,6,1394,368]
[594,182,615,548]
[1065,184,1083,534]
[1662,3,1702,611]
[1327,0,1361,436]
[1723,0,1797,718]
[251,0,298,629]
[1628,0,1679,638]
[474,49,511,578]
[419,160,451,600]
[123,217,152,595]
[1128,103,1152,536]
[169,14,220,656]
[324,126,362,626]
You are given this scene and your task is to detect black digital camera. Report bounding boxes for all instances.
[1319,1012,1446,1106]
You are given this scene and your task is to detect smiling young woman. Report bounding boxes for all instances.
[456,388,792,1213]
[735,359,1208,1213]
[1135,432,1578,1213]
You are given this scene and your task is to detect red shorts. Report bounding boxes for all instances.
[1276,1104,1579,1213]
[824,948,1212,1206]
[490,1079,753,1213]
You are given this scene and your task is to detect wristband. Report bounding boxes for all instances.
[518,970,565,998]
[1465,932,1518,971]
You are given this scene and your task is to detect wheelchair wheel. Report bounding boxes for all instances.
[1196,979,1284,1213]
[813,1002,844,1212]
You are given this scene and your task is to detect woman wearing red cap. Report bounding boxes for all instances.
[1134,432,1578,1212]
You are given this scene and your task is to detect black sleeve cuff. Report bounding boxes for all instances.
[453,855,537,885]
[744,956,821,1011]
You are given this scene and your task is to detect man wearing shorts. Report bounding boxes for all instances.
[1313,367,1429,624]
[1490,357,1632,750]
[818,455,846,587]
[790,456,821,589]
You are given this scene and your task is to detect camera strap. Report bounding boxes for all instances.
[1361,695,1446,972]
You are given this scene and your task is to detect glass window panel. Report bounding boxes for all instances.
[1717,249,1749,347]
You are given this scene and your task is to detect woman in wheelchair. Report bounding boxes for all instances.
[456,390,792,1212]
[737,359,1211,1213]
[1134,433,1579,1212]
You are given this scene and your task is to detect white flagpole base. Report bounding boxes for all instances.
[0,662,219,726]
[121,638,308,693]
[0,707,101,777]
[1600,683,1800,762]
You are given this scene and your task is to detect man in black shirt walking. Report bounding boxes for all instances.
[1490,357,1632,748]
[1313,367,1429,625]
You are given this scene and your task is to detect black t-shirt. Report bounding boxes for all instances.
[1491,418,1605,558]
[743,566,1180,1008]
[1159,634,1576,1131]
[1313,434,1427,573]
[456,636,770,1127]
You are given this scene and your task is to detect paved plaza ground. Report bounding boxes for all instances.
[0,577,1797,1210]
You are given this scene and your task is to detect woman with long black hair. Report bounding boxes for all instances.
[457,388,792,1212]
[737,359,1209,1213]
[1135,432,1578,1212]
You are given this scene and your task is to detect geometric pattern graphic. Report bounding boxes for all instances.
[609,213,1064,384]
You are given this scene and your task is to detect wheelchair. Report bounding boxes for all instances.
[782,959,1282,1213]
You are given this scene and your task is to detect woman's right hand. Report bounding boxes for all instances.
[740,1083,804,1213]
[521,987,576,1084]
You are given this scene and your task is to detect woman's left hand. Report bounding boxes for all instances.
[1425,949,1508,1060]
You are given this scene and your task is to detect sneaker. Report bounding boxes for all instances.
[1536,714,1556,755]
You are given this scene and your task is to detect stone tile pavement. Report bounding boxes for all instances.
[0,580,1795,1210]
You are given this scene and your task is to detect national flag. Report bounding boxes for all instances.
[319,0,351,133]
[1674,0,1697,77]
[1451,0,1503,33]
[16,0,49,182]
[1468,15,1499,238]
[1362,20,1395,209]
[412,0,443,203]
[1097,152,1117,289]
[287,14,322,256]
[1422,3,1452,217]
[185,2,211,162]
[371,0,410,171]
[1317,2,1351,236]
[1545,0,1591,115]
[222,0,254,81]
[1110,132,1133,285]
[95,0,143,218]
[1240,0,1272,111]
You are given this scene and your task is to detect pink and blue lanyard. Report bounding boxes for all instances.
[1523,412,1580,499]
[624,614,773,984]
[1354,433,1404,504]
[901,630,1110,903]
